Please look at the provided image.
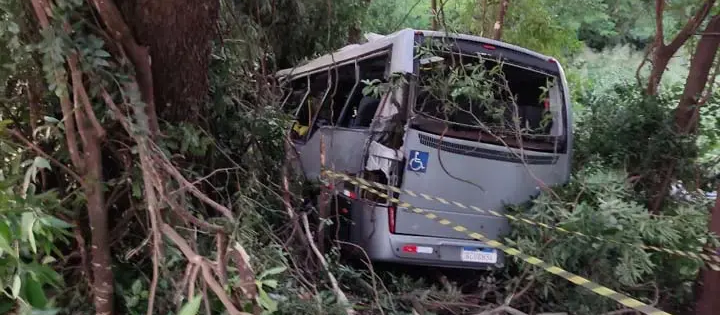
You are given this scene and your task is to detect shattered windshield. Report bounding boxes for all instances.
[414,43,563,139]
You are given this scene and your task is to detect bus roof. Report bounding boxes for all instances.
[275,29,556,79]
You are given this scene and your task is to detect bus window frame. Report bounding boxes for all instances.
[336,59,361,127]
[291,73,331,142]
[284,48,393,139]
[409,37,568,152]
[287,76,311,115]
[309,72,333,129]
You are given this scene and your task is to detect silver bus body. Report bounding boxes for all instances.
[277,29,573,269]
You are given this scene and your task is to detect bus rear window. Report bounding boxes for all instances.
[415,52,563,139]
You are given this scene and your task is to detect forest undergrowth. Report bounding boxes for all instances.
[0,1,719,315]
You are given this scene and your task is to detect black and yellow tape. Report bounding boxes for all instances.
[323,170,720,271]
[322,170,671,315]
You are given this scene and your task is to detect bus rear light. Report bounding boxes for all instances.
[401,244,434,254]
[388,206,396,234]
[342,189,357,199]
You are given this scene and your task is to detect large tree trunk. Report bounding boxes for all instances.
[645,0,715,96]
[648,14,720,212]
[696,183,720,315]
[674,15,720,133]
[492,0,509,40]
[83,130,113,315]
[119,0,220,124]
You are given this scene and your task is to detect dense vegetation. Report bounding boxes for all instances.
[0,0,718,315]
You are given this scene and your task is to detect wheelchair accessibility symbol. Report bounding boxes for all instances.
[407,150,429,173]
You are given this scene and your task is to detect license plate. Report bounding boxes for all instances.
[460,247,497,263]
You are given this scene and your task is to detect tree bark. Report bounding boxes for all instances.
[90,0,159,136]
[648,14,720,213]
[431,0,438,30]
[30,2,114,313]
[674,15,720,134]
[696,183,720,315]
[492,0,509,40]
[645,0,715,95]
[118,0,220,124]
[479,0,488,37]
[83,128,113,315]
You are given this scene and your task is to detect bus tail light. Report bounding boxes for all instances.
[388,206,396,234]
[342,189,357,200]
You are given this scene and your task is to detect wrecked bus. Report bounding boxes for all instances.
[276,29,572,269]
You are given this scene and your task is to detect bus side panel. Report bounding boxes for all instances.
[396,128,570,240]
[295,127,372,180]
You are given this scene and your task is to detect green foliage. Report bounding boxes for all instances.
[232,0,372,69]
[573,83,708,195]
[177,295,202,315]
[0,0,716,315]
[255,265,287,313]
[507,168,714,314]
[0,174,71,313]
[576,0,656,50]
[362,0,430,34]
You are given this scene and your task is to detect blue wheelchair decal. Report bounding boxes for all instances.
[407,150,429,173]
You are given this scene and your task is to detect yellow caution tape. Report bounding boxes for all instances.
[323,170,720,271]
[323,170,671,315]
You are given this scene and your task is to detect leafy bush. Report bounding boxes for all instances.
[507,168,713,314]
[573,84,700,195]
[0,179,71,314]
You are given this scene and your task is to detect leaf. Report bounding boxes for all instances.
[23,276,48,308]
[22,212,37,253]
[41,256,57,264]
[0,221,13,255]
[11,274,21,298]
[39,216,73,229]
[262,279,278,289]
[43,116,60,124]
[22,164,36,196]
[7,22,19,34]
[256,287,278,313]
[131,279,142,294]
[94,58,111,67]
[258,266,287,279]
[177,294,202,315]
[0,119,13,131]
[0,303,13,314]
[33,157,52,171]
[125,295,139,308]
[94,50,111,58]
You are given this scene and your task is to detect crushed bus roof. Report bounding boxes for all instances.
[276,29,556,79]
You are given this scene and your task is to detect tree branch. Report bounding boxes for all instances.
[492,0,509,40]
[89,0,159,136]
[161,161,235,220]
[8,129,84,183]
[654,0,665,47]
[30,0,84,170]
[665,0,716,53]
[160,223,251,315]
[68,53,106,139]
[301,213,354,314]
